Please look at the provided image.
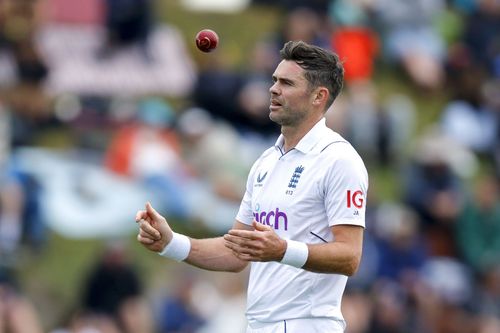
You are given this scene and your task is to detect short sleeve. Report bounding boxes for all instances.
[323,152,368,228]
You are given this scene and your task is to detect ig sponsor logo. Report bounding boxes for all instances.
[347,190,364,209]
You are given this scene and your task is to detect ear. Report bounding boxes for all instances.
[312,87,329,106]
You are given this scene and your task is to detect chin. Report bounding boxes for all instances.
[269,113,281,125]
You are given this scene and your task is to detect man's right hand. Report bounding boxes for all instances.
[136,202,173,253]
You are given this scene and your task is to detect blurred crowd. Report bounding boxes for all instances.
[0,0,499,332]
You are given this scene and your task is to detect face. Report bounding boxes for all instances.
[269,60,315,126]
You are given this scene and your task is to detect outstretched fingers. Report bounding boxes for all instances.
[224,232,263,261]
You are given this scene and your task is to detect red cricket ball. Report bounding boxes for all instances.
[195,29,219,53]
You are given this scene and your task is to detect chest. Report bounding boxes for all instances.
[250,152,327,232]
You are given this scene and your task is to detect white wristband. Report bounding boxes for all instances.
[158,232,191,262]
[280,239,308,268]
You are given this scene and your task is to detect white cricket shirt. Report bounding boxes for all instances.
[236,118,368,326]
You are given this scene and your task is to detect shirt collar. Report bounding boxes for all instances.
[274,118,327,154]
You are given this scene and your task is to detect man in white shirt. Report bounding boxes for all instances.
[136,40,368,333]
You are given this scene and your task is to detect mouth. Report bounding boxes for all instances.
[270,99,282,111]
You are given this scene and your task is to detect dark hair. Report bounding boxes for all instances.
[279,40,344,108]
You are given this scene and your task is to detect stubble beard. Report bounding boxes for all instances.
[269,105,307,127]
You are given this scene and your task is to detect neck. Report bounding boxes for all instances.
[281,115,323,152]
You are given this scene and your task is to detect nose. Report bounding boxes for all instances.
[269,81,279,95]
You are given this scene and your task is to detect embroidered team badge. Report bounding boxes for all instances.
[288,165,304,189]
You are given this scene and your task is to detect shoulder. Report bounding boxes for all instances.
[317,129,363,162]
[248,146,277,177]
[315,129,368,181]
[253,146,276,166]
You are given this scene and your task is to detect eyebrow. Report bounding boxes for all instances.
[272,75,295,85]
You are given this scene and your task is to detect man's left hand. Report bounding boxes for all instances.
[223,221,287,262]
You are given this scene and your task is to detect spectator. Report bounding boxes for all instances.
[471,265,500,333]
[0,107,45,260]
[417,257,475,333]
[460,0,500,76]
[236,41,281,138]
[456,174,500,274]
[0,0,48,85]
[157,275,206,333]
[0,174,24,258]
[403,129,472,257]
[105,98,189,219]
[98,0,154,61]
[275,6,330,49]
[175,107,248,232]
[368,281,412,333]
[81,242,154,333]
[329,0,379,84]
[339,83,416,167]
[373,203,428,282]
[373,0,447,90]
[440,69,497,156]
[341,289,373,333]
[177,107,250,202]
[193,57,244,127]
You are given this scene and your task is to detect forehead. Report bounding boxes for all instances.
[273,60,307,82]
